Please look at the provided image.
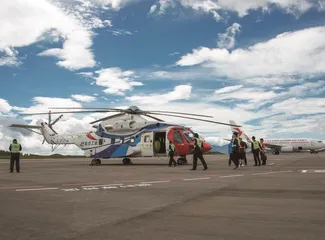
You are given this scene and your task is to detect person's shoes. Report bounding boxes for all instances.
[190,168,196,170]
[203,167,208,170]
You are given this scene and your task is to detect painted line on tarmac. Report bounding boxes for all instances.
[16,187,58,192]
[140,180,171,184]
[220,174,244,178]
[62,182,99,186]
[81,183,124,188]
[159,177,185,180]
[114,179,145,183]
[0,185,44,190]
[301,169,325,173]
[183,177,211,181]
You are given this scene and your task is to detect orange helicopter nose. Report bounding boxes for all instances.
[203,142,212,152]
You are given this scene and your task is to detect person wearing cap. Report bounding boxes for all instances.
[190,133,208,170]
[9,139,22,173]
[231,132,240,169]
[251,136,261,166]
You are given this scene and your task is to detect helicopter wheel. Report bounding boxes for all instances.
[177,158,186,165]
[179,155,188,165]
[122,157,132,165]
[90,159,101,166]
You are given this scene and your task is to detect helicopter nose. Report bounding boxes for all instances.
[203,142,212,152]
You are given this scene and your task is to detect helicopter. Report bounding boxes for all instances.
[9,106,241,166]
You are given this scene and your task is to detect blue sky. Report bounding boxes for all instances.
[1,0,325,154]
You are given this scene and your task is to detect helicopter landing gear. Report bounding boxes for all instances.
[122,157,133,165]
[177,157,188,165]
[90,159,101,166]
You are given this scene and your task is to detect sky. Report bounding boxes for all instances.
[1,0,325,155]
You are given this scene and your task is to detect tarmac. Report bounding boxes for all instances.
[0,152,324,240]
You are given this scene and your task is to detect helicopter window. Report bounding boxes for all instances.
[111,138,115,144]
[183,131,194,142]
[174,131,184,143]
[99,139,103,145]
[144,136,150,143]
[318,141,323,143]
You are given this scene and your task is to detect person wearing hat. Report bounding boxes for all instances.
[190,133,208,170]
[9,139,22,173]
[231,132,240,169]
[251,136,261,166]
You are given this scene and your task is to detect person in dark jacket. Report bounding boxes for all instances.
[168,140,177,167]
[239,137,248,166]
[232,132,240,169]
[228,140,233,166]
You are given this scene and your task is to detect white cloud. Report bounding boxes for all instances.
[217,23,241,49]
[149,0,322,20]
[126,84,192,105]
[0,0,98,70]
[176,26,325,80]
[71,94,97,102]
[0,47,20,66]
[108,29,133,36]
[94,67,143,96]
[149,4,157,14]
[204,136,229,146]
[0,99,12,112]
[17,97,83,122]
[214,85,243,94]
[271,97,325,115]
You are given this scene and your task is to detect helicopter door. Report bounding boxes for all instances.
[141,132,154,157]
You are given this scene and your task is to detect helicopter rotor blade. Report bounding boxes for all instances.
[89,113,126,124]
[142,114,165,122]
[145,110,213,118]
[20,110,112,116]
[146,112,242,127]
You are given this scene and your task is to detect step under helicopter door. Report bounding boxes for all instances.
[141,132,154,157]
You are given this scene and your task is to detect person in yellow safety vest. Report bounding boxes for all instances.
[9,139,22,173]
[231,132,240,169]
[250,136,261,166]
[190,133,208,170]
[168,140,177,167]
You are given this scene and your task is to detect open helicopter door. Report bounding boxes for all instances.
[141,132,154,157]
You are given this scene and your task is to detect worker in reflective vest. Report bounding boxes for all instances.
[9,139,22,173]
[168,141,177,167]
[190,133,208,170]
[251,136,261,166]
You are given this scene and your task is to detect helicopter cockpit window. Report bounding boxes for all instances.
[174,131,184,143]
[99,139,103,145]
[183,130,194,142]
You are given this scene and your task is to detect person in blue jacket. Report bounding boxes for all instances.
[228,140,233,166]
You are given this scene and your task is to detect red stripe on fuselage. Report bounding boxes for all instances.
[86,132,97,140]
